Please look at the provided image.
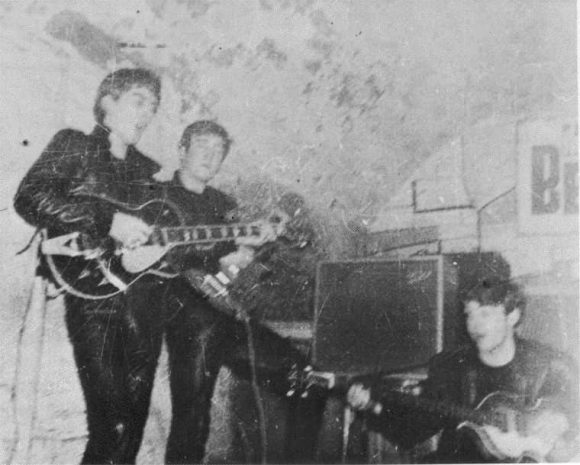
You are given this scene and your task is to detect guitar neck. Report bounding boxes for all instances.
[308,371,493,428]
[382,390,489,427]
[150,222,261,247]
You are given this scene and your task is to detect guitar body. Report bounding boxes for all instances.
[43,198,185,300]
[459,392,562,463]
[42,194,291,300]
[181,268,247,320]
[301,371,576,463]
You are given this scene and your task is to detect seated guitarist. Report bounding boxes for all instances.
[347,277,578,463]
[159,120,313,464]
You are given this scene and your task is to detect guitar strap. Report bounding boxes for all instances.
[460,350,478,406]
[512,339,550,406]
[16,228,42,256]
[525,356,549,406]
[10,233,49,464]
[463,367,478,407]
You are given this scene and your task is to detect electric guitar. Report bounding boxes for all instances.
[297,369,578,463]
[40,196,289,300]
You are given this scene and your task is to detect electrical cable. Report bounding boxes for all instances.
[241,314,268,464]
[9,240,48,464]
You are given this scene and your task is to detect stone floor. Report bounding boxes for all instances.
[0,279,266,465]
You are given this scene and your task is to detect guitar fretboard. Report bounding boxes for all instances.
[149,223,262,246]
[309,372,510,432]
[383,390,496,428]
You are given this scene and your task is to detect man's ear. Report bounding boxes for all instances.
[507,307,521,328]
[178,145,186,162]
[100,95,114,113]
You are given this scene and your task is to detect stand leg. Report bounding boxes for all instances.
[10,276,48,464]
[341,405,355,463]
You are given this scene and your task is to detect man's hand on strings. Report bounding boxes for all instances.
[529,410,569,445]
[219,246,256,279]
[478,409,568,460]
[347,383,373,411]
[109,212,152,249]
[527,410,570,457]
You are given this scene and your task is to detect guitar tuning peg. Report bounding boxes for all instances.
[286,389,296,397]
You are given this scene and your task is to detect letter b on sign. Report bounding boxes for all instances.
[531,145,559,214]
[518,120,578,234]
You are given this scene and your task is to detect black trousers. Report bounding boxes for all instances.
[65,278,311,464]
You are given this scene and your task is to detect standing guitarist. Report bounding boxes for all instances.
[159,120,313,464]
[347,277,578,463]
[14,68,169,464]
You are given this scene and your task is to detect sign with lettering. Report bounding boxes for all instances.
[518,120,578,234]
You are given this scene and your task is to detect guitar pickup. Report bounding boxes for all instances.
[200,274,229,297]
[216,271,232,285]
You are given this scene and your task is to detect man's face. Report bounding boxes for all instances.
[102,86,158,145]
[181,134,226,184]
[464,300,518,355]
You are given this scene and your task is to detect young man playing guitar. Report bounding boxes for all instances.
[158,120,313,464]
[14,68,169,464]
[347,278,578,463]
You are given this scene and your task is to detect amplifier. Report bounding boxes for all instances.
[312,253,510,374]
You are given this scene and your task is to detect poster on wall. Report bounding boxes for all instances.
[517,119,578,234]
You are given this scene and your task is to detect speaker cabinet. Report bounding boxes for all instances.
[312,253,510,374]
[313,256,455,374]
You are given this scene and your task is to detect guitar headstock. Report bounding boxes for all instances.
[265,207,313,249]
[266,208,290,237]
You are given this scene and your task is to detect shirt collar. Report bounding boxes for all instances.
[90,124,112,150]
[90,124,141,162]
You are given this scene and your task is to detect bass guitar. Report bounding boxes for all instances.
[40,195,288,300]
[297,369,577,463]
